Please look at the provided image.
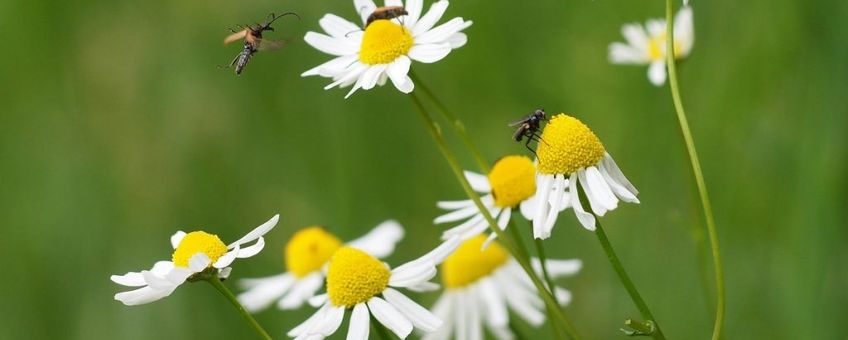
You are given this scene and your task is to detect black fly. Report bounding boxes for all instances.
[221,12,299,75]
[509,109,548,155]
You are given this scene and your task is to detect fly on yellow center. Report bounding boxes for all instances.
[172,231,228,268]
[284,227,342,277]
[537,114,606,175]
[647,33,684,61]
[359,20,413,65]
[326,247,390,308]
[488,155,537,208]
[441,236,509,288]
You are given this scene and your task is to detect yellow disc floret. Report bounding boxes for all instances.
[285,227,343,278]
[326,247,390,308]
[172,231,228,268]
[359,20,414,65]
[488,155,537,207]
[441,236,509,288]
[537,114,606,175]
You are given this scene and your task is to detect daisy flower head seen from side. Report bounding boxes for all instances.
[288,237,462,340]
[425,236,581,340]
[302,0,472,98]
[532,114,640,237]
[608,6,694,86]
[435,155,565,247]
[237,220,404,312]
[110,214,279,306]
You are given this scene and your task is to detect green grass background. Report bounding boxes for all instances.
[1,0,846,338]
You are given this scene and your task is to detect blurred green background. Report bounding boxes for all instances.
[1,0,846,338]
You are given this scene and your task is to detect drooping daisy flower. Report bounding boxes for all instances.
[532,114,639,237]
[608,6,694,86]
[111,214,279,306]
[288,237,461,340]
[425,236,581,340]
[302,0,472,98]
[237,220,404,312]
[435,155,567,247]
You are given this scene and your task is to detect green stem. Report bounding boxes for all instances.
[665,1,725,339]
[409,92,581,340]
[534,237,566,340]
[507,218,531,260]
[410,71,490,173]
[207,275,273,340]
[371,317,392,340]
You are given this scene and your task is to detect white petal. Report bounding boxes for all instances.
[228,214,279,248]
[598,159,639,203]
[494,208,511,236]
[609,42,648,64]
[441,213,483,239]
[289,303,329,337]
[464,288,483,340]
[541,175,567,238]
[674,6,695,56]
[647,60,667,86]
[170,231,186,249]
[532,175,554,238]
[519,193,538,221]
[279,272,325,309]
[347,220,405,258]
[408,42,452,63]
[412,0,449,36]
[414,18,471,45]
[325,63,368,90]
[498,275,545,326]
[309,294,328,307]
[447,32,467,48]
[569,175,596,231]
[621,23,649,53]
[436,199,475,210]
[314,306,346,336]
[434,204,480,224]
[580,167,618,216]
[387,56,414,93]
[368,297,414,339]
[478,278,508,327]
[235,236,265,258]
[554,287,573,306]
[114,286,173,306]
[303,55,359,78]
[463,171,491,192]
[383,288,442,332]
[532,258,582,278]
[142,270,176,290]
[602,153,639,195]
[385,0,403,6]
[354,0,377,24]
[214,245,239,269]
[406,281,441,292]
[188,253,212,272]
[390,237,460,287]
[422,293,454,340]
[320,13,361,38]
[304,32,359,57]
[405,0,423,26]
[112,262,173,287]
[237,274,296,312]
[347,303,370,340]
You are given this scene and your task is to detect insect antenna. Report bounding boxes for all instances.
[266,11,301,26]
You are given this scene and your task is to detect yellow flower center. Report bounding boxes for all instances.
[171,231,228,268]
[359,20,414,65]
[488,155,537,207]
[284,227,343,278]
[537,114,606,175]
[647,33,683,61]
[441,236,509,288]
[326,247,390,308]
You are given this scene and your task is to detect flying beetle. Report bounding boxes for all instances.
[221,12,300,75]
[509,109,548,155]
[365,6,408,27]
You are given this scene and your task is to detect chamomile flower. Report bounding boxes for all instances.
[288,237,461,340]
[425,236,581,340]
[111,214,279,306]
[237,220,404,312]
[532,114,639,237]
[608,6,694,86]
[435,155,566,247]
[302,0,472,98]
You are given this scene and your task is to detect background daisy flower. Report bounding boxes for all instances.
[288,237,461,340]
[237,220,404,312]
[608,6,694,86]
[532,114,640,236]
[435,155,566,247]
[111,214,279,306]
[302,0,472,97]
[425,236,581,340]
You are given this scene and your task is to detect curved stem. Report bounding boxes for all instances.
[207,275,273,340]
[534,237,566,340]
[665,1,725,339]
[410,71,490,173]
[409,92,581,340]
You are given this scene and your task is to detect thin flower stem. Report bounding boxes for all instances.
[534,238,566,340]
[371,317,392,340]
[409,71,491,174]
[409,92,581,340]
[507,218,531,260]
[206,275,273,340]
[665,1,725,338]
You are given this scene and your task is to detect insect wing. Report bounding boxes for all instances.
[256,38,287,51]
[224,30,248,44]
[508,116,530,127]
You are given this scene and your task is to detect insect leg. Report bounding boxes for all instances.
[217,53,240,69]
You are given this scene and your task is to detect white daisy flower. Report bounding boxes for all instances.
[288,237,462,340]
[111,214,279,306]
[608,6,694,86]
[302,0,472,98]
[425,236,581,340]
[532,114,640,237]
[237,220,405,312]
[435,155,567,247]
